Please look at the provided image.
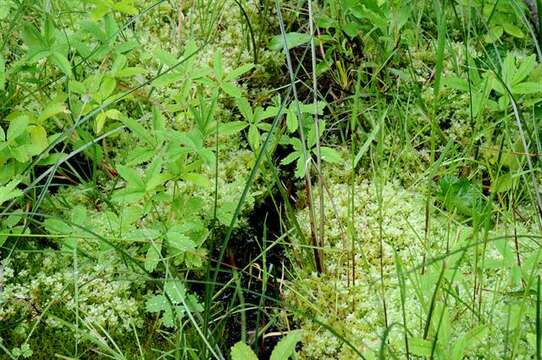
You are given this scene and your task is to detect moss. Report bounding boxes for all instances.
[285,174,540,359]
[0,248,145,355]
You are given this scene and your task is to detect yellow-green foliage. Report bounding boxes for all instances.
[1,250,143,340]
[286,176,540,359]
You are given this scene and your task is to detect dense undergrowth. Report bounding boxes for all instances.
[1,0,542,359]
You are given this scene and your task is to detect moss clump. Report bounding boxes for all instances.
[286,175,540,359]
[0,248,145,357]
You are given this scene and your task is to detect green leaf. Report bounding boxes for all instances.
[409,337,432,357]
[503,22,524,38]
[221,82,243,98]
[29,125,48,152]
[115,67,146,77]
[451,325,487,360]
[106,109,122,120]
[70,205,87,224]
[99,76,116,99]
[236,97,253,121]
[491,173,514,193]
[319,147,342,163]
[269,32,311,51]
[484,26,503,43]
[270,330,303,360]
[281,151,300,166]
[442,77,469,91]
[299,101,327,115]
[80,19,107,42]
[164,280,186,304]
[146,294,168,313]
[286,107,298,133]
[214,51,223,79]
[7,116,29,141]
[502,53,516,86]
[231,342,258,360]
[342,21,363,37]
[295,156,306,178]
[145,241,162,272]
[511,82,542,94]
[44,218,71,234]
[353,123,380,168]
[216,202,235,226]
[161,306,175,327]
[0,54,4,90]
[112,0,138,15]
[110,54,127,75]
[38,101,67,122]
[182,172,210,188]
[152,107,165,132]
[0,178,23,205]
[219,121,249,136]
[0,1,10,20]
[95,112,107,134]
[247,124,260,150]
[512,55,536,85]
[439,175,485,217]
[123,118,154,145]
[226,63,254,81]
[255,106,279,121]
[167,231,196,253]
[49,52,72,76]
[22,23,47,51]
[116,165,145,189]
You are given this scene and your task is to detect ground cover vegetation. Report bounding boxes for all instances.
[0,0,542,359]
